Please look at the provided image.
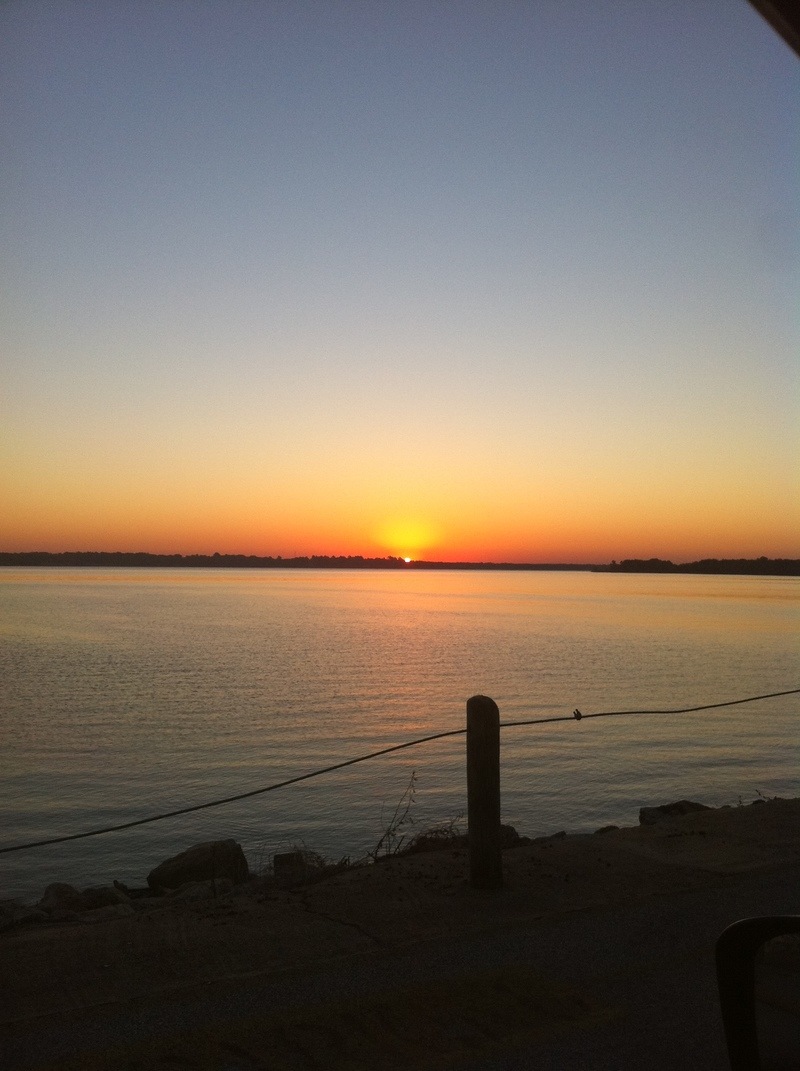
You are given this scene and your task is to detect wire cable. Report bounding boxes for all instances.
[0,728,467,855]
[1,687,797,856]
[500,687,800,729]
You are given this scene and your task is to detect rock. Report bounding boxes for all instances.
[79,885,129,910]
[78,903,136,923]
[500,824,524,847]
[37,883,131,914]
[147,839,249,891]
[595,825,620,834]
[532,830,567,844]
[273,850,327,885]
[639,800,712,826]
[166,878,234,901]
[0,902,48,931]
[38,883,84,913]
[114,880,154,899]
[130,897,163,913]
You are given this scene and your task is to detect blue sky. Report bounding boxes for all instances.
[1,1,798,561]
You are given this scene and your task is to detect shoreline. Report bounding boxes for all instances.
[3,794,796,921]
[2,796,799,1068]
[2,552,799,575]
[3,796,798,983]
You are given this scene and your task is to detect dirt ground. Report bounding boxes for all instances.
[2,797,798,1069]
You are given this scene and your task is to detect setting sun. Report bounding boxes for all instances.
[1,3,797,567]
[375,519,441,561]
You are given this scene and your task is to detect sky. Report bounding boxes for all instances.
[1,1,798,564]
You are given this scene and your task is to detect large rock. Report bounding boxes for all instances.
[38,883,84,913]
[38,883,130,913]
[272,850,329,885]
[79,885,129,910]
[499,823,528,847]
[147,839,249,890]
[639,800,712,826]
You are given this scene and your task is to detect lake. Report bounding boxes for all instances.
[1,567,797,901]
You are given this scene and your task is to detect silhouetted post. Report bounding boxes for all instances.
[466,694,502,889]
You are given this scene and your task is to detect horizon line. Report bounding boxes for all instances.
[1,550,798,575]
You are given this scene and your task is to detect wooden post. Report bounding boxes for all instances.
[466,694,502,889]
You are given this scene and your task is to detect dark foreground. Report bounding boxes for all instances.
[2,798,799,1069]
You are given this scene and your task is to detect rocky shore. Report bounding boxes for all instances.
[0,797,757,935]
[1,796,798,1070]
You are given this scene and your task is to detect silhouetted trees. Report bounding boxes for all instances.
[0,552,796,575]
[606,557,799,576]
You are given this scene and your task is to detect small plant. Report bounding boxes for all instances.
[406,814,466,855]
[254,842,351,887]
[755,788,780,803]
[733,789,780,809]
[250,841,274,878]
[368,770,418,861]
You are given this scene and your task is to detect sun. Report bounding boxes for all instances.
[374,518,439,561]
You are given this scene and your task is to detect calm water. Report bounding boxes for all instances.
[1,567,797,900]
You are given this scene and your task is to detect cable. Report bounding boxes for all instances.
[0,728,466,855]
[500,687,800,728]
[1,687,797,856]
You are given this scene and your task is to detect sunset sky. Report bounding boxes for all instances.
[2,1,798,564]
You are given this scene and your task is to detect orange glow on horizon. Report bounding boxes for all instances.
[373,517,443,561]
[2,463,798,565]
[2,3,798,577]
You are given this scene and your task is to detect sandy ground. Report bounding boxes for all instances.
[1,797,798,1069]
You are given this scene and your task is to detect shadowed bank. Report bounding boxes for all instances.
[1,797,798,1069]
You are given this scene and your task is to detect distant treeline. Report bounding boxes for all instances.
[0,552,796,575]
[0,551,591,571]
[604,557,800,576]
